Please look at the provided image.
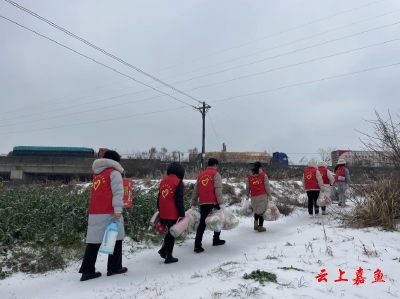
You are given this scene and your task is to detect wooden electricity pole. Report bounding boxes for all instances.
[195,102,211,170]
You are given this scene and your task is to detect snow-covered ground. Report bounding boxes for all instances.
[1,180,399,299]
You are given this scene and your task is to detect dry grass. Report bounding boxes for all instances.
[335,176,400,231]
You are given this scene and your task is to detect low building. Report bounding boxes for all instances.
[205,151,271,164]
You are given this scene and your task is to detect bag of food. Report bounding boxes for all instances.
[222,209,239,230]
[239,200,254,217]
[263,201,280,221]
[122,179,133,208]
[344,188,351,199]
[317,186,331,206]
[330,186,338,202]
[205,208,225,232]
[186,208,201,233]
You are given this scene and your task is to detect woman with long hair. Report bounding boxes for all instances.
[245,162,272,232]
[334,159,351,207]
[157,162,185,263]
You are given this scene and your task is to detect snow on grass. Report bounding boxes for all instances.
[1,180,399,299]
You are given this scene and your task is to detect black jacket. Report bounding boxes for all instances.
[157,180,185,224]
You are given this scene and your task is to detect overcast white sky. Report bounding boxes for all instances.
[1,0,400,163]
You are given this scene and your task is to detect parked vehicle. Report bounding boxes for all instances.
[11,146,96,158]
[331,150,395,167]
[270,152,289,165]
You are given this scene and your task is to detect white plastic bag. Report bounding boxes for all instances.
[317,186,332,206]
[263,201,280,221]
[185,208,201,233]
[344,188,351,199]
[239,200,254,217]
[205,208,225,232]
[222,209,239,230]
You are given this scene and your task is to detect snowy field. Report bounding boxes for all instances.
[1,180,400,299]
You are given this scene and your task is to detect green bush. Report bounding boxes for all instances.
[0,183,192,278]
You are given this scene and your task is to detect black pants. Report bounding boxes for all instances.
[254,214,264,226]
[160,219,177,252]
[79,240,122,274]
[195,204,221,246]
[306,191,326,214]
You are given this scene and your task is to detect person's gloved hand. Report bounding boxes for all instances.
[191,206,197,210]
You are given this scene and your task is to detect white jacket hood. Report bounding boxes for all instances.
[318,161,328,168]
[308,161,318,169]
[92,158,124,174]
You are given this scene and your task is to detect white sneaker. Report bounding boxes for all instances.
[309,214,314,218]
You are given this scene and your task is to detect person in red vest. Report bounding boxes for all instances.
[302,161,325,218]
[245,161,272,232]
[157,162,185,264]
[191,158,225,253]
[317,161,335,215]
[334,159,351,207]
[79,150,127,281]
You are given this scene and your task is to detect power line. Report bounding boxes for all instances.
[160,11,400,81]
[2,8,398,115]
[152,0,387,72]
[208,112,222,150]
[2,34,399,125]
[2,61,400,135]
[209,62,400,105]
[5,0,202,105]
[0,106,190,135]
[0,14,196,108]
[0,79,131,115]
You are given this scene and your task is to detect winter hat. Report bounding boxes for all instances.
[338,159,346,164]
[318,161,328,168]
[308,160,318,169]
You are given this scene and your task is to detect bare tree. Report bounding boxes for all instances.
[317,147,337,166]
[358,110,400,170]
[148,147,157,159]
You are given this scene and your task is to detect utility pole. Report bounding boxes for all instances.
[195,102,211,170]
[172,151,181,163]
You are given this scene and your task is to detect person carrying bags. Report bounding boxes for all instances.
[191,158,225,253]
[302,161,325,218]
[79,150,127,281]
[245,162,272,232]
[334,159,351,207]
[317,161,335,215]
[157,162,185,264]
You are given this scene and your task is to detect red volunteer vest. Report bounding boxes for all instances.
[335,166,347,183]
[159,174,181,220]
[248,172,266,197]
[303,167,320,190]
[198,167,218,205]
[318,167,330,185]
[89,168,118,214]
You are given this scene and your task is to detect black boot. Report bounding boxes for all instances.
[164,251,178,264]
[158,243,167,259]
[212,236,226,246]
[194,245,205,253]
[80,272,101,281]
[107,267,128,276]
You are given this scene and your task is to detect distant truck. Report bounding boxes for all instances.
[9,146,110,158]
[331,150,395,167]
[270,152,289,165]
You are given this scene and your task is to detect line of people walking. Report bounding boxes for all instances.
[78,150,351,281]
[302,158,351,218]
